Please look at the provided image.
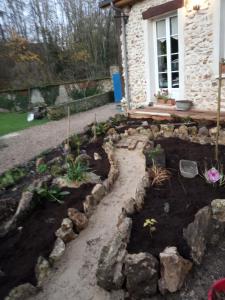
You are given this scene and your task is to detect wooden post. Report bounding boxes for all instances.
[67,105,71,148]
[215,59,224,161]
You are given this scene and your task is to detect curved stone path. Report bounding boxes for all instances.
[0,104,117,174]
[29,142,146,300]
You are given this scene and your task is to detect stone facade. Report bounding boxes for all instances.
[121,0,225,110]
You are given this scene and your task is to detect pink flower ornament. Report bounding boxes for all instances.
[206,168,221,184]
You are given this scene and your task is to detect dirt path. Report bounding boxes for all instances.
[0,104,118,174]
[29,145,146,300]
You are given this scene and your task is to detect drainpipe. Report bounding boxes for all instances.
[110,1,130,110]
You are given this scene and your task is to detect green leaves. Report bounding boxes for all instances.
[0,168,25,189]
[66,159,89,182]
[35,185,70,204]
[143,218,158,237]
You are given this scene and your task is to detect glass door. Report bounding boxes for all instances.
[155,15,179,99]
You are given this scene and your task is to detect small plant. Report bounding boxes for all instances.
[37,163,48,174]
[147,144,163,162]
[143,218,158,236]
[35,184,70,204]
[0,168,25,189]
[154,89,169,101]
[66,159,89,182]
[50,164,63,177]
[148,164,171,187]
[92,122,109,137]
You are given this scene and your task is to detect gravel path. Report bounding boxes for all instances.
[0,104,118,174]
[28,144,146,300]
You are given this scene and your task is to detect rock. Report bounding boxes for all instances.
[198,126,209,136]
[211,199,225,222]
[107,128,117,136]
[94,152,102,160]
[142,121,149,127]
[209,126,218,138]
[140,128,153,139]
[91,184,106,204]
[127,128,137,135]
[160,125,174,138]
[68,208,88,232]
[188,126,198,136]
[136,126,144,132]
[164,202,170,214]
[35,256,50,286]
[83,195,96,217]
[150,125,159,135]
[110,133,120,143]
[124,252,159,299]
[158,247,192,294]
[123,198,136,214]
[55,218,77,243]
[49,238,66,263]
[183,206,212,264]
[5,283,37,300]
[96,218,132,290]
[178,125,188,136]
[75,154,92,166]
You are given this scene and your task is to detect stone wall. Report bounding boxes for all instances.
[0,78,113,111]
[47,91,114,120]
[121,0,225,111]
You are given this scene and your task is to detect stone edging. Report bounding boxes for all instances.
[4,141,119,300]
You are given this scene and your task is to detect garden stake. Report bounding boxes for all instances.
[67,105,71,152]
[215,59,224,161]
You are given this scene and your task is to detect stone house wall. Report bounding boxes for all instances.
[121,0,225,110]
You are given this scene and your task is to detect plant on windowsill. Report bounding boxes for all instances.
[154,89,175,106]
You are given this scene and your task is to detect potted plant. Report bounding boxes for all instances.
[154,89,175,106]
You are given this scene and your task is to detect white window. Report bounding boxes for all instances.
[154,15,179,97]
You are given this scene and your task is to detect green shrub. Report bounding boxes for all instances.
[66,159,89,182]
[0,168,26,189]
[37,163,48,174]
[69,86,100,100]
[0,95,15,111]
[39,86,59,106]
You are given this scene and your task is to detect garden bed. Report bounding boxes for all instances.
[0,135,110,299]
[127,138,225,259]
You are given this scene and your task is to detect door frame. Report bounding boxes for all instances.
[143,7,184,103]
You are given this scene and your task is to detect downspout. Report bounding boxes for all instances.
[110,1,130,109]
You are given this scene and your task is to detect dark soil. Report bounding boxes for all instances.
[0,138,110,300]
[127,138,225,259]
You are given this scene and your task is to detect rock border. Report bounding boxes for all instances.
[4,140,119,300]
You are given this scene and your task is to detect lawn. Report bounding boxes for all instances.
[0,112,48,136]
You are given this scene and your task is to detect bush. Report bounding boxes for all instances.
[69,86,100,100]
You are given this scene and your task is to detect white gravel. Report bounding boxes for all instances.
[0,104,118,174]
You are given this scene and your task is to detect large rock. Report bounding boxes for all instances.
[55,218,77,243]
[160,125,174,138]
[49,238,66,263]
[35,256,50,287]
[211,199,225,222]
[158,247,192,294]
[91,184,106,204]
[124,252,159,299]
[68,208,88,232]
[183,206,212,264]
[5,283,37,300]
[198,126,209,136]
[96,218,132,290]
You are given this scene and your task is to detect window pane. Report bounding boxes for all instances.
[159,73,168,88]
[171,36,178,53]
[170,16,178,35]
[171,54,179,71]
[172,72,179,88]
[158,56,167,72]
[157,20,166,38]
[157,39,167,55]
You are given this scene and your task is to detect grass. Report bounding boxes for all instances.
[0,112,48,136]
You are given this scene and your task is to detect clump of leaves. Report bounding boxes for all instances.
[148,164,171,187]
[50,164,64,177]
[0,168,25,189]
[147,144,163,162]
[143,218,157,237]
[66,159,89,182]
[35,184,70,204]
[37,163,48,174]
[92,122,109,137]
